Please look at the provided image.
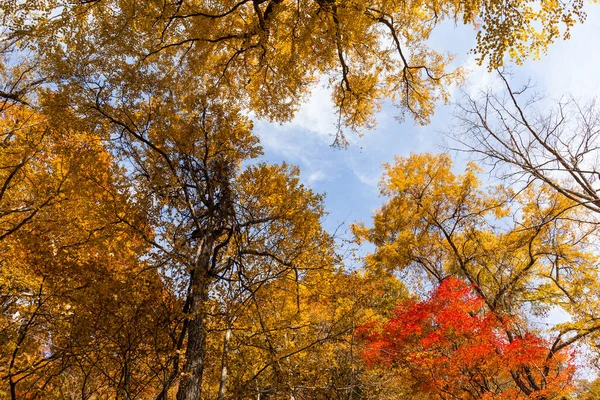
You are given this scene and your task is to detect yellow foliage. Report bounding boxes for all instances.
[1,0,590,143]
[355,153,600,350]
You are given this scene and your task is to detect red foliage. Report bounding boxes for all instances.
[359,278,575,399]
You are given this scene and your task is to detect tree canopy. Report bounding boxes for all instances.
[1,0,592,143]
[1,1,600,399]
[360,278,575,399]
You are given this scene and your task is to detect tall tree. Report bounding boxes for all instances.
[2,10,343,396]
[50,89,337,398]
[353,153,600,397]
[0,105,175,399]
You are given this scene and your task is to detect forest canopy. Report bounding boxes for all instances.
[1,0,600,399]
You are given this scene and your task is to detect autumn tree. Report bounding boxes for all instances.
[359,278,576,399]
[200,262,409,399]
[1,19,343,399]
[353,153,600,397]
[0,93,344,400]
[0,105,178,399]
[44,83,338,399]
[1,0,592,144]
[0,0,596,398]
[451,70,600,399]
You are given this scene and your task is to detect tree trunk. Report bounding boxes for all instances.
[176,237,213,400]
[217,322,232,400]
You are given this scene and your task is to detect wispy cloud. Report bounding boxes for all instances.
[251,9,600,239]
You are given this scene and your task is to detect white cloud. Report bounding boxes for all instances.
[306,170,328,185]
[352,169,380,188]
[461,56,501,97]
[287,79,337,138]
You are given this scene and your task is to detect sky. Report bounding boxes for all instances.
[253,5,600,246]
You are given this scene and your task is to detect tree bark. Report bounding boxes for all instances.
[176,237,214,400]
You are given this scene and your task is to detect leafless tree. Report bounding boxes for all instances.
[452,71,600,219]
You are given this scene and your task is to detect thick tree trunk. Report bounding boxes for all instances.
[176,238,213,400]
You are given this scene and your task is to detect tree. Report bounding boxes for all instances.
[359,278,576,399]
[203,262,409,399]
[353,153,600,397]
[0,95,342,400]
[2,20,343,398]
[453,71,600,218]
[452,70,600,400]
[1,0,591,144]
[49,88,338,399]
[0,105,177,399]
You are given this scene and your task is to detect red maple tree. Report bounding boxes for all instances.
[358,278,575,399]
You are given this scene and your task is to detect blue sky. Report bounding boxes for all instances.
[254,6,600,239]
